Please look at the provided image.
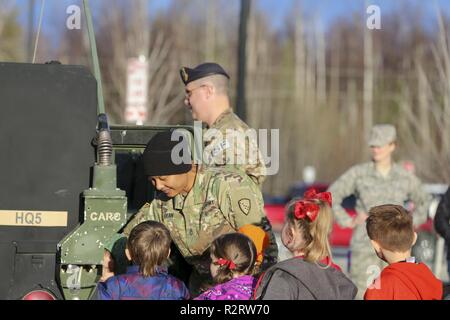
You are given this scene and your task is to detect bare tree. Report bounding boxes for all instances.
[398,10,450,183]
[0,1,23,61]
[23,0,449,192]
[363,6,374,138]
[315,18,327,107]
[94,0,186,125]
[204,0,217,61]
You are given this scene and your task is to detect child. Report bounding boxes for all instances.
[97,221,190,300]
[254,189,357,300]
[364,204,443,300]
[194,232,258,300]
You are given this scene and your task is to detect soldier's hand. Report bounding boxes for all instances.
[350,212,369,229]
[100,250,115,282]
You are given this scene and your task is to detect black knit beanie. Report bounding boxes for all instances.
[143,131,192,176]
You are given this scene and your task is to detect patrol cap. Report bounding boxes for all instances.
[143,131,192,176]
[180,62,230,85]
[368,124,397,147]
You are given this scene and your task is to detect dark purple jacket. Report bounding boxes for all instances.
[97,265,190,300]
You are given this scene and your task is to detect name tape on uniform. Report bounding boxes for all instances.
[0,210,68,227]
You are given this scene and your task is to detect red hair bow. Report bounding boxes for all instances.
[293,189,333,222]
[217,258,236,270]
[294,201,320,222]
[304,189,332,207]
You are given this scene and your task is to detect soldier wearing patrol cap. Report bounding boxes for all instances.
[180,62,267,188]
[121,131,278,296]
[328,124,432,299]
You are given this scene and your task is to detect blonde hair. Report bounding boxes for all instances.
[127,221,171,277]
[286,198,334,266]
[210,233,257,284]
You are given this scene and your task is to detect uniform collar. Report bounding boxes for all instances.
[191,166,208,205]
[209,108,233,129]
[172,194,186,211]
[369,161,402,179]
[390,163,403,176]
[172,167,207,210]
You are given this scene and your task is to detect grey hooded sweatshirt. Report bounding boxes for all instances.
[254,257,357,300]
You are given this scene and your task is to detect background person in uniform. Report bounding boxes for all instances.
[121,131,278,296]
[180,62,267,187]
[434,186,450,281]
[328,124,432,299]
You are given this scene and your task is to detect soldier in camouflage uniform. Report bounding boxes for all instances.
[122,131,278,296]
[328,124,432,299]
[180,63,267,187]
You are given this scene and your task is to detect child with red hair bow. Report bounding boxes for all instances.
[194,232,258,300]
[253,190,357,300]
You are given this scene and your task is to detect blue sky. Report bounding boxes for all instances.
[12,0,450,38]
[260,0,450,29]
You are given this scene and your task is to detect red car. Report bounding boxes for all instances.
[265,183,442,274]
[264,183,436,247]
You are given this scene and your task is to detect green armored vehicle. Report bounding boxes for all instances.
[0,0,192,300]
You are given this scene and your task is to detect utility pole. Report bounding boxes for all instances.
[205,0,216,61]
[27,0,35,62]
[363,0,374,137]
[236,0,250,121]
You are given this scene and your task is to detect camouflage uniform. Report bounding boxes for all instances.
[328,162,432,299]
[203,108,267,188]
[122,165,278,295]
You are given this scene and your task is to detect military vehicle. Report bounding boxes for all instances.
[0,0,193,300]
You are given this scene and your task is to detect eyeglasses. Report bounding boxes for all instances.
[185,85,206,99]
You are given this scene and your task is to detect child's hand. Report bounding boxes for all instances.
[100,250,115,282]
[350,212,369,229]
